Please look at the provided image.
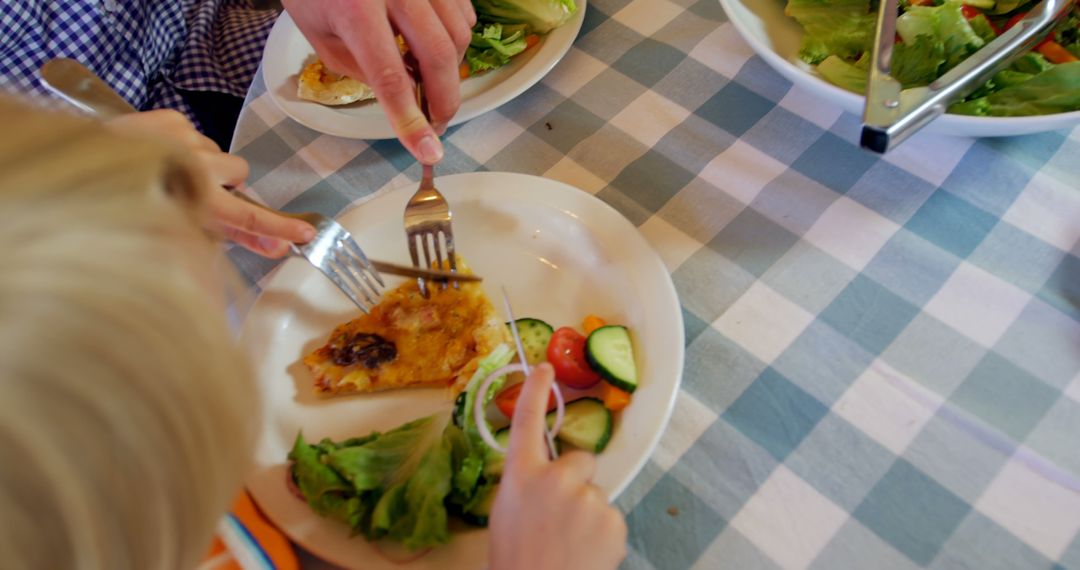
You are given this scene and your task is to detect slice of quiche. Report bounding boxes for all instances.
[297,38,408,106]
[297,59,375,106]
[303,260,510,397]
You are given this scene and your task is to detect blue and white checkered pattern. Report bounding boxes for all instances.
[0,0,274,126]
[229,1,1080,568]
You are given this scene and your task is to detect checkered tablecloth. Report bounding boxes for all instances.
[229,0,1080,568]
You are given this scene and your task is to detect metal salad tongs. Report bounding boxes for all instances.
[861,0,1075,153]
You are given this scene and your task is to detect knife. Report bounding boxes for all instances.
[372,260,480,283]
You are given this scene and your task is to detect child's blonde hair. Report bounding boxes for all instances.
[0,97,256,569]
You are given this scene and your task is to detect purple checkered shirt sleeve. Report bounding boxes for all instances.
[0,0,276,129]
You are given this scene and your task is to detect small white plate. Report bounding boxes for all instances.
[719,0,1080,137]
[261,7,585,139]
[243,172,684,570]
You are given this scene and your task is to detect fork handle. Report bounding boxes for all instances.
[40,58,137,118]
[230,190,324,227]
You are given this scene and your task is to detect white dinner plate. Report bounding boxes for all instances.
[242,172,684,570]
[719,0,1080,137]
[261,7,586,139]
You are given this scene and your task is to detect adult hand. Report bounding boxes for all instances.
[489,363,628,570]
[106,110,315,258]
[282,0,476,164]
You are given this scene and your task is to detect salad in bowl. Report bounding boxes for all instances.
[787,0,1080,117]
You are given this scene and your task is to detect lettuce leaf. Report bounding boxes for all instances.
[327,414,448,493]
[896,1,985,72]
[1011,53,1054,75]
[786,0,876,65]
[289,433,353,516]
[891,35,947,88]
[459,343,515,454]
[816,54,868,93]
[965,62,1080,116]
[465,23,530,74]
[368,429,454,549]
[288,344,518,548]
[290,413,463,550]
[472,0,577,34]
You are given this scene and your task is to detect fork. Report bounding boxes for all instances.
[39,57,386,313]
[402,54,457,298]
[231,194,386,313]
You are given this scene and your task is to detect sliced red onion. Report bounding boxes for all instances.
[473,362,565,456]
[502,289,562,458]
[285,463,305,502]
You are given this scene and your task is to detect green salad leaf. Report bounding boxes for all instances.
[473,0,577,34]
[816,54,869,93]
[786,0,1080,116]
[287,344,517,550]
[896,1,984,72]
[786,0,876,65]
[951,62,1080,116]
[368,431,454,549]
[891,35,947,88]
[290,414,460,549]
[466,23,530,74]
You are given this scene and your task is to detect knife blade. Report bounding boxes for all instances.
[371,260,480,283]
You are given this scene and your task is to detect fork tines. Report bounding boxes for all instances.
[317,235,385,313]
[407,227,457,297]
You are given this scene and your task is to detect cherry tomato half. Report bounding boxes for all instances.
[494,382,557,419]
[546,327,603,389]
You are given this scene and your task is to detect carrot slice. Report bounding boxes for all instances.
[582,315,607,335]
[601,382,632,411]
[1037,41,1079,64]
[525,34,541,50]
[459,62,471,79]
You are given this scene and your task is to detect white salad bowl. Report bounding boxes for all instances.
[718,0,1080,137]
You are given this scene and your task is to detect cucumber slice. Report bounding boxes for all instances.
[484,427,564,478]
[585,325,638,393]
[507,318,553,365]
[481,399,610,458]
[546,397,612,453]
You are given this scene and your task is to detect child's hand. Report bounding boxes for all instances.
[489,363,627,570]
[106,110,315,258]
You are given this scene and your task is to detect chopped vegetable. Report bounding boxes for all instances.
[582,314,607,335]
[785,0,876,64]
[472,0,577,34]
[465,23,529,74]
[289,414,459,550]
[1038,40,1079,64]
[585,325,638,394]
[544,398,613,453]
[950,62,1080,116]
[547,327,603,389]
[785,0,1080,116]
[601,382,633,412]
[494,381,557,419]
[508,318,553,365]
